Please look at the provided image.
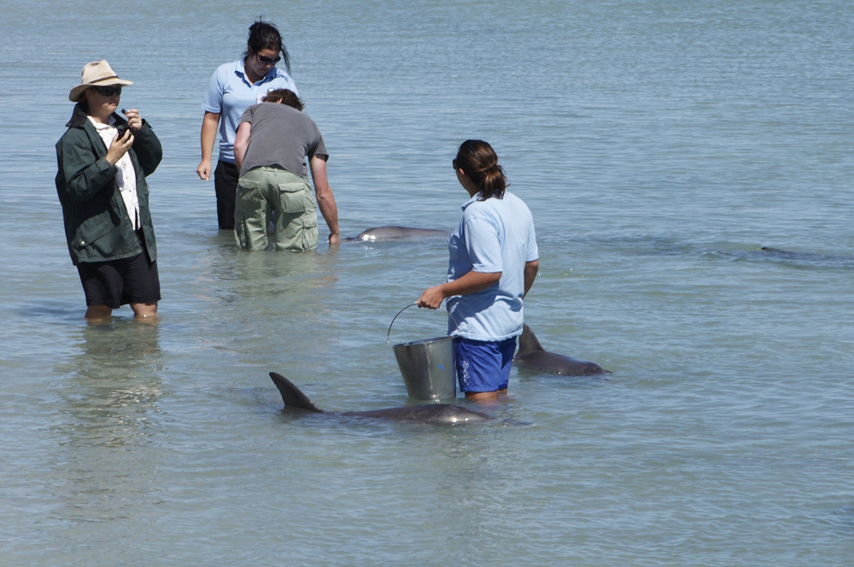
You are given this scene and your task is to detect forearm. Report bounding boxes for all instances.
[197,113,220,180]
[316,190,339,237]
[64,159,117,201]
[233,122,250,172]
[442,270,501,297]
[417,270,501,309]
[200,112,219,162]
[309,156,339,240]
[233,142,245,171]
[58,138,117,202]
[523,259,539,298]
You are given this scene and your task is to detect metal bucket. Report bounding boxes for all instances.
[387,304,458,401]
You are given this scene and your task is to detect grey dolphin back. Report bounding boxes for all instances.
[270,372,324,413]
[513,325,610,376]
[269,372,491,424]
[346,226,450,242]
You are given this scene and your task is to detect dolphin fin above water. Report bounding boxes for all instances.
[271,372,324,413]
[269,372,490,425]
[513,324,610,376]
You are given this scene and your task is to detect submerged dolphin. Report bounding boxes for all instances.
[513,324,609,376]
[270,372,490,425]
[759,247,854,266]
[346,226,449,242]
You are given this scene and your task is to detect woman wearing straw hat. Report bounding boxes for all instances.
[55,60,163,320]
[417,140,539,401]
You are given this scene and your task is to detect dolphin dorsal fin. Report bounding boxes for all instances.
[270,372,324,413]
[517,324,545,354]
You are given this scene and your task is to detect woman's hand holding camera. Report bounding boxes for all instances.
[123,108,143,132]
[106,127,134,166]
[106,109,143,166]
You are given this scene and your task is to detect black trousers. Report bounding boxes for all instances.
[214,160,239,230]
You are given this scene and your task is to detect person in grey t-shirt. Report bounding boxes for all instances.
[232,89,340,251]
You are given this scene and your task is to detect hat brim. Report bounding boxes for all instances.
[69,78,134,102]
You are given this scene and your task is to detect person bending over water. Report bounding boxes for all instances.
[417,140,539,401]
[233,89,340,250]
[55,60,163,320]
[197,19,298,230]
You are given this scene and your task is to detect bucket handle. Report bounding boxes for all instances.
[387,303,459,346]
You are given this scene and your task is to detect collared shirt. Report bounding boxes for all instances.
[88,115,139,229]
[202,59,298,163]
[445,191,539,341]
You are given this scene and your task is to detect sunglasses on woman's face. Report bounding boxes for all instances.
[94,86,122,97]
[256,54,281,65]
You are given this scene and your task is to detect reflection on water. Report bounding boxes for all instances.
[187,233,339,309]
[56,321,163,444]
[49,321,164,523]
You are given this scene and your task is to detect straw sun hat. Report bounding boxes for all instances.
[68,60,133,102]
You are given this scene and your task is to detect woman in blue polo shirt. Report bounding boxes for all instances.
[417,140,539,401]
[196,19,298,230]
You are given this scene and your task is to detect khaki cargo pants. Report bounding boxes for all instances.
[234,167,319,252]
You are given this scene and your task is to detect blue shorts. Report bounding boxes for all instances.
[453,336,517,393]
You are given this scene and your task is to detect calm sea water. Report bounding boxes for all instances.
[1,0,853,565]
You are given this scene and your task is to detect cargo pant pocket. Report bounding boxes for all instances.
[276,211,318,252]
[277,182,311,214]
[234,178,267,250]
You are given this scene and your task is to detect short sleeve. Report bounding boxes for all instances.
[274,69,299,97]
[201,68,224,113]
[526,220,539,262]
[307,121,328,160]
[239,105,254,125]
[464,216,503,273]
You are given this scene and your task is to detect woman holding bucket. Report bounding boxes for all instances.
[417,140,539,401]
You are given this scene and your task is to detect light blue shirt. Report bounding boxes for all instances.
[202,59,298,163]
[445,191,538,341]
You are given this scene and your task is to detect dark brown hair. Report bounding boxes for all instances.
[454,140,507,200]
[262,89,304,110]
[246,18,291,73]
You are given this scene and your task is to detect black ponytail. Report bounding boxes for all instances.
[454,140,508,200]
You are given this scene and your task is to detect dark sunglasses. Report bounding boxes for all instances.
[452,159,459,170]
[94,85,122,96]
[256,53,281,65]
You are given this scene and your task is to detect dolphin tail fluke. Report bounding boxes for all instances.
[269,372,324,413]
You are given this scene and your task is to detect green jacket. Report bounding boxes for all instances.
[55,104,162,265]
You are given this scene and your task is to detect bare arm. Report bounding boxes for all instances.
[417,270,502,309]
[196,111,220,180]
[309,155,340,245]
[233,121,251,172]
[523,259,539,299]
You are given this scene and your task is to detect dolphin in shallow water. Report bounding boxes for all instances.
[758,247,854,266]
[270,372,490,425]
[346,226,450,242]
[513,324,610,376]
